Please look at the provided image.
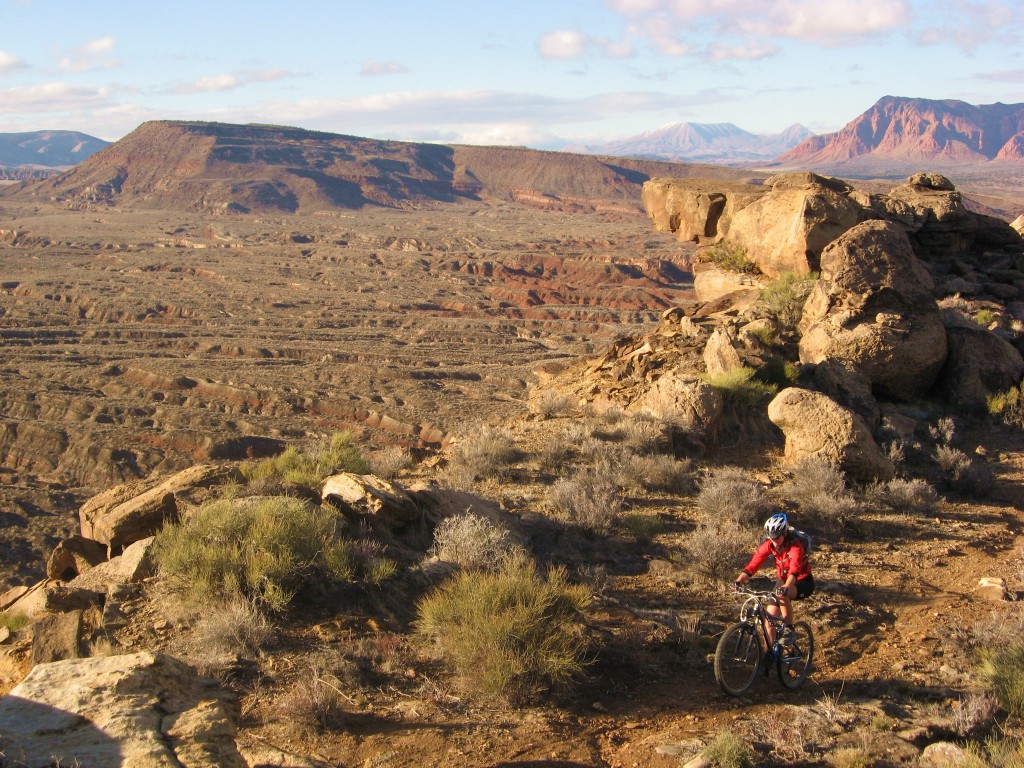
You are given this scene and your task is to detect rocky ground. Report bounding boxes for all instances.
[2,189,1024,767]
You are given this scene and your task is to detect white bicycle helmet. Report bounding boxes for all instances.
[764,512,789,538]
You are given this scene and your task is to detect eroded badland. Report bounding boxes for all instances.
[3,122,1024,767]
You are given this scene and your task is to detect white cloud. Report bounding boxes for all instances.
[171,69,297,94]
[0,82,111,114]
[538,30,589,59]
[59,37,120,72]
[359,60,410,76]
[0,51,28,74]
[705,42,780,61]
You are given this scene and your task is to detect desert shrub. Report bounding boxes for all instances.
[619,414,671,454]
[683,522,752,585]
[242,431,369,490]
[989,384,1024,429]
[929,416,957,446]
[622,512,662,542]
[625,453,691,494]
[951,692,1001,738]
[529,389,576,419]
[703,366,777,406]
[702,729,756,768]
[369,445,413,479]
[756,356,800,389]
[706,240,758,274]
[863,478,939,515]
[416,557,592,704]
[279,660,349,732]
[549,462,623,534]
[981,638,1024,716]
[697,466,770,528]
[153,496,355,613]
[935,445,993,496]
[781,456,860,525]
[445,426,522,488]
[759,271,818,328]
[744,323,777,348]
[0,611,28,633]
[430,512,523,570]
[190,597,274,658]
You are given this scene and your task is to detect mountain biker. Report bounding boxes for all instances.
[734,512,814,644]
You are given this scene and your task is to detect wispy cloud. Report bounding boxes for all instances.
[977,68,1024,83]
[59,37,120,72]
[0,50,28,74]
[0,82,111,114]
[359,60,410,76]
[538,29,636,60]
[171,68,297,94]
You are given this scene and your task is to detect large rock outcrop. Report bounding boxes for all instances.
[798,220,948,400]
[767,387,895,482]
[938,322,1024,411]
[0,652,245,767]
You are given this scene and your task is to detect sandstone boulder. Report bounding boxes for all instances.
[321,473,421,526]
[767,387,894,482]
[4,579,104,619]
[812,358,880,429]
[799,220,948,400]
[79,463,242,552]
[629,369,724,453]
[45,535,109,581]
[702,327,743,376]
[69,536,155,593]
[725,172,864,276]
[0,651,245,767]
[641,178,764,242]
[938,324,1024,411]
[692,263,765,304]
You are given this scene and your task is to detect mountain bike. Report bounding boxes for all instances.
[714,585,814,697]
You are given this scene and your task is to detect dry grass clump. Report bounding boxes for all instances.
[0,611,28,633]
[278,659,350,733]
[989,384,1024,429]
[624,453,691,494]
[445,426,522,488]
[153,496,361,613]
[781,457,860,525]
[369,445,413,479]
[682,522,752,585]
[702,729,756,768]
[529,389,577,419]
[862,478,939,515]
[430,512,524,570]
[241,431,369,491]
[828,747,873,768]
[416,556,592,705]
[981,637,1024,717]
[549,453,624,533]
[703,366,778,406]
[697,466,770,528]
[758,270,818,329]
[706,240,757,274]
[189,598,275,659]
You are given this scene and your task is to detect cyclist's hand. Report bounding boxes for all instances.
[733,581,742,593]
[774,585,788,597]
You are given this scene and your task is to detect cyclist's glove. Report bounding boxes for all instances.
[774,585,788,597]
[733,581,742,592]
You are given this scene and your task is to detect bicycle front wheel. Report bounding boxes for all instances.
[777,621,814,689]
[714,622,763,697]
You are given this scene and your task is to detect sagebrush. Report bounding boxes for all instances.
[242,431,369,490]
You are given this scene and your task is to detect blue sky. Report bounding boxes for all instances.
[2,0,1023,147]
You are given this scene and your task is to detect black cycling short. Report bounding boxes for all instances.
[793,575,815,601]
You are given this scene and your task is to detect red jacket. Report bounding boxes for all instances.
[742,534,811,581]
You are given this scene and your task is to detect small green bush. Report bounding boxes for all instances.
[703,729,756,768]
[706,241,758,274]
[622,512,662,542]
[863,478,939,515]
[975,308,999,327]
[0,611,29,632]
[416,557,592,704]
[981,638,1024,716]
[989,384,1024,429]
[242,431,369,490]
[445,426,522,488]
[153,496,355,612]
[935,445,993,496]
[703,366,777,406]
[759,271,818,328]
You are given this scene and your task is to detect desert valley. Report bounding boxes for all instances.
[2,96,1024,767]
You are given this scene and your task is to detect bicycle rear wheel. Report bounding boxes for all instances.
[777,621,814,689]
[714,622,763,696]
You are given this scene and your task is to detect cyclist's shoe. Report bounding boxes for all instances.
[778,626,795,646]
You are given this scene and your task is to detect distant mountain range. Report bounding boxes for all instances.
[0,131,110,169]
[775,96,1024,169]
[567,122,815,163]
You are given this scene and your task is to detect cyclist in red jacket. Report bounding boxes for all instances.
[734,513,814,644]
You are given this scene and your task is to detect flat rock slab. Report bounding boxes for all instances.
[0,651,245,768]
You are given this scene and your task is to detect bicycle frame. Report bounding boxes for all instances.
[737,589,787,658]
